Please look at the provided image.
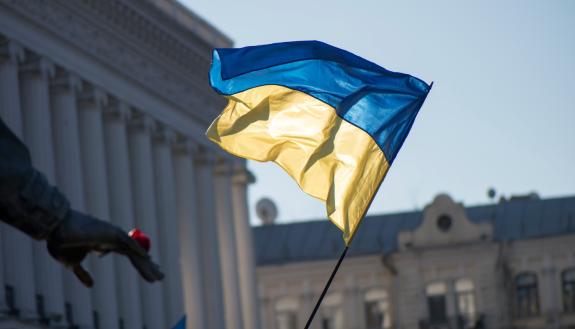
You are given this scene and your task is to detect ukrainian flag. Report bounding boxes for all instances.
[207,41,431,244]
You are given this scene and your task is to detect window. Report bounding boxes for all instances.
[365,289,391,329]
[426,282,448,324]
[321,293,344,329]
[515,272,540,317]
[455,279,476,328]
[36,294,48,325]
[66,302,75,327]
[5,285,16,315]
[276,297,299,329]
[93,310,100,329]
[563,268,575,313]
[437,214,453,232]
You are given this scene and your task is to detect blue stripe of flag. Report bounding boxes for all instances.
[210,41,430,163]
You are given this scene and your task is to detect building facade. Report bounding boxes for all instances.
[0,1,260,328]
[254,194,575,329]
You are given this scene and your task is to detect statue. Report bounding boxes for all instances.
[0,117,163,287]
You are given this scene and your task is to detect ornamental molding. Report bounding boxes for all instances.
[1,0,229,125]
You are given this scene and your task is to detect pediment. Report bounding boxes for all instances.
[398,194,492,250]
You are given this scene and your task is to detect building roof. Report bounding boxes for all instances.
[253,195,575,266]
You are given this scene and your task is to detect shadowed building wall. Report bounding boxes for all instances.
[0,1,260,328]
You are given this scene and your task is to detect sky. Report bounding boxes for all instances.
[179,0,575,225]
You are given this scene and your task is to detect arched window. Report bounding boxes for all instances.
[563,268,575,313]
[455,279,476,327]
[515,272,540,317]
[364,289,392,329]
[426,282,448,325]
[321,293,344,329]
[276,297,299,329]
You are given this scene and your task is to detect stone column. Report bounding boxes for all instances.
[343,277,361,329]
[214,159,244,329]
[231,162,261,329]
[0,39,36,318]
[102,101,143,329]
[541,261,560,328]
[194,150,226,329]
[19,55,66,324]
[127,114,166,329]
[152,127,184,328]
[300,281,319,329]
[262,297,277,329]
[50,71,94,328]
[78,87,119,329]
[173,140,206,329]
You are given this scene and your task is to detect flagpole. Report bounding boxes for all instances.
[303,245,349,329]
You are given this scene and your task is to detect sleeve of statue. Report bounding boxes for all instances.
[0,116,69,240]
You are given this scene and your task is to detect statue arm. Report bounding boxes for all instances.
[0,117,163,286]
[0,118,67,239]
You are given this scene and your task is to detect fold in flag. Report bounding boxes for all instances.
[207,41,431,244]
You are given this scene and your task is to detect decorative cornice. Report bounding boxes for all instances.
[50,70,82,93]
[2,0,226,125]
[128,112,157,134]
[19,53,55,79]
[153,125,177,144]
[103,99,132,122]
[214,158,234,177]
[173,136,198,155]
[195,147,217,166]
[232,163,256,185]
[78,85,109,110]
[232,159,256,185]
[0,38,25,64]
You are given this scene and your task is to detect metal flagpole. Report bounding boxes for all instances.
[303,82,434,329]
[303,245,349,329]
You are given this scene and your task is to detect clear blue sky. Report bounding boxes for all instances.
[180,0,575,225]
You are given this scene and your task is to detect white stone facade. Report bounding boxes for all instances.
[256,194,575,329]
[0,0,260,328]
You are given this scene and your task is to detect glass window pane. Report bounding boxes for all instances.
[515,272,539,317]
[364,289,391,329]
[563,268,575,313]
[428,295,448,324]
[322,293,344,329]
[277,312,298,329]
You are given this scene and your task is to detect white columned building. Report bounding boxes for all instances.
[128,114,168,329]
[231,162,262,329]
[173,141,207,329]
[0,1,261,328]
[50,70,94,328]
[152,127,185,327]
[214,160,244,329]
[78,87,120,329]
[103,102,145,329]
[19,54,68,326]
[194,151,226,329]
[0,40,37,321]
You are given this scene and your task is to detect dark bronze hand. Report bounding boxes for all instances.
[47,210,164,287]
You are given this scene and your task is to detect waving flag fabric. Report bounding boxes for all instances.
[207,41,431,244]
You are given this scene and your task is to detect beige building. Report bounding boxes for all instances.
[0,1,260,328]
[254,194,575,329]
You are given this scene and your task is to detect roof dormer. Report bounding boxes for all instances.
[398,194,492,250]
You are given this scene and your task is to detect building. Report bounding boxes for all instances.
[254,194,575,329]
[0,1,260,328]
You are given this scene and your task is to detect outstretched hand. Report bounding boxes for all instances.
[46,210,164,287]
